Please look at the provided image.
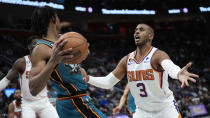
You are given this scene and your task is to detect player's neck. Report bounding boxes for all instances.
[45,26,59,42]
[136,43,152,57]
[45,32,58,42]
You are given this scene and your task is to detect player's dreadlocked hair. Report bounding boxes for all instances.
[30,6,57,37]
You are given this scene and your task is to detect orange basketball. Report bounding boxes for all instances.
[60,32,89,64]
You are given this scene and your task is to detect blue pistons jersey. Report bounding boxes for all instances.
[36,39,106,118]
[51,63,87,96]
[35,39,87,96]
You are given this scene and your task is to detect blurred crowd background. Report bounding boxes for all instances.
[0,0,210,118]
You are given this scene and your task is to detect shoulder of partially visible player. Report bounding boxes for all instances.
[32,44,52,59]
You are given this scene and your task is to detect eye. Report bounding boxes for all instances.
[139,27,144,31]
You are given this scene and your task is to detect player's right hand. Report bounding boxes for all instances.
[112,106,121,115]
[49,38,74,66]
[80,68,89,82]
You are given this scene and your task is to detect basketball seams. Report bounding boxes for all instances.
[66,43,87,63]
[60,36,87,49]
[60,32,89,64]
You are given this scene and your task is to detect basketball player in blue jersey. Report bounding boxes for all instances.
[29,6,106,118]
[81,23,199,118]
[113,84,136,117]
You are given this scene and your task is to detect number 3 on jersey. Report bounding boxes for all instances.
[137,83,147,97]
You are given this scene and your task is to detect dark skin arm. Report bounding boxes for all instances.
[113,84,130,115]
[29,44,52,96]
[152,50,199,88]
[6,58,25,81]
[81,48,199,88]
[112,56,127,80]
[29,39,73,96]
[81,56,127,82]
[8,102,14,118]
[0,57,24,92]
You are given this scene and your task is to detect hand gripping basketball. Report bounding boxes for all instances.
[49,38,74,66]
[59,32,90,64]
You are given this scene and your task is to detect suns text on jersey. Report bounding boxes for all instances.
[127,69,154,82]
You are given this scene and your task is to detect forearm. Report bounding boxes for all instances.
[88,73,120,89]
[118,96,126,109]
[29,62,55,96]
[8,114,14,118]
[0,77,10,92]
[8,104,14,118]
[161,59,181,79]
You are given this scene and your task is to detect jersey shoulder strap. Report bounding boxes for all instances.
[36,39,54,48]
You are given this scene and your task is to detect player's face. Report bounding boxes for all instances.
[134,24,151,46]
[14,90,21,100]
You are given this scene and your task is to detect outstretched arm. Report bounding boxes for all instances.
[80,56,127,89]
[29,39,73,96]
[152,50,199,88]
[0,58,24,92]
[113,84,130,115]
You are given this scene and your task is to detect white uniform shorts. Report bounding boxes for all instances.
[133,100,182,118]
[21,97,59,118]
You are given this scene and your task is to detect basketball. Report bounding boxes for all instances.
[60,32,89,64]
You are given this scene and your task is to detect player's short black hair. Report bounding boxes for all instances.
[30,6,57,37]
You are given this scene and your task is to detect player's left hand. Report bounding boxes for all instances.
[178,62,199,88]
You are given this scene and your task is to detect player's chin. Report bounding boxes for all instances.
[135,42,142,46]
[135,40,146,46]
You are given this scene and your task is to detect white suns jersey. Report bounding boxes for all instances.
[126,47,174,112]
[19,56,47,101]
[13,100,21,118]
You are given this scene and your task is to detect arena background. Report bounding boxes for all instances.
[0,0,210,118]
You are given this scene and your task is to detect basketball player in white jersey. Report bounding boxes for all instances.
[0,36,59,118]
[80,23,199,118]
[8,89,22,118]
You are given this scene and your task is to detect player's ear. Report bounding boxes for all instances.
[148,33,154,41]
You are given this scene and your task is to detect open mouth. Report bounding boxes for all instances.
[134,35,140,40]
